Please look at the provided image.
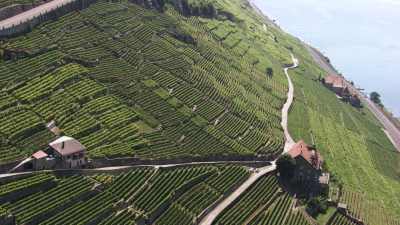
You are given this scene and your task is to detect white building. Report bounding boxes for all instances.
[48,136,87,168]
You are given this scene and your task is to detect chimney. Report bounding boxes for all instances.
[61,141,65,149]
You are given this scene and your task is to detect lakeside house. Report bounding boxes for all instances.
[322,75,361,108]
[288,140,329,194]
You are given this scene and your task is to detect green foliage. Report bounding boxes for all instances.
[370,91,383,106]
[0,174,54,197]
[0,0,294,163]
[266,67,274,78]
[215,175,279,225]
[5,176,92,224]
[276,154,296,179]
[306,196,328,217]
[287,30,400,219]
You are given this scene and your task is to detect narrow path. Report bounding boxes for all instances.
[199,54,299,225]
[0,0,76,30]
[0,160,272,178]
[282,53,299,153]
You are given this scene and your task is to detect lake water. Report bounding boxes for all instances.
[252,0,400,116]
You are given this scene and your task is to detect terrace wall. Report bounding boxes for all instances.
[91,154,275,168]
[0,0,97,38]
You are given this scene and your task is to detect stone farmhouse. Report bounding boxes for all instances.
[322,75,361,108]
[31,136,87,170]
[288,140,329,194]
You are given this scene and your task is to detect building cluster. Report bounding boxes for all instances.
[288,140,330,194]
[321,75,361,108]
[31,136,87,170]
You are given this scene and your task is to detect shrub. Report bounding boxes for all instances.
[276,154,296,179]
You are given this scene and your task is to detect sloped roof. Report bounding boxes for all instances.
[32,150,48,159]
[325,75,347,89]
[288,140,323,170]
[49,136,86,156]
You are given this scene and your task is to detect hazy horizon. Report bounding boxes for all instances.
[253,0,400,117]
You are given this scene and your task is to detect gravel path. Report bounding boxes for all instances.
[0,0,75,30]
[282,54,299,153]
[199,54,299,225]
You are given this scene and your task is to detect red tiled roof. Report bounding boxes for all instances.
[288,140,323,170]
[325,75,346,89]
[49,136,86,156]
[32,150,48,159]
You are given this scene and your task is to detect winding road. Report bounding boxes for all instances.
[282,53,299,153]
[0,0,75,30]
[199,54,299,225]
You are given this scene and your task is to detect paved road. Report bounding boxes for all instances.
[0,0,76,30]
[199,54,299,225]
[306,44,400,152]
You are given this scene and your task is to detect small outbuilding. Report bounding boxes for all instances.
[32,150,49,170]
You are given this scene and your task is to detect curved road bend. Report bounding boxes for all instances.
[199,54,299,225]
[0,0,76,30]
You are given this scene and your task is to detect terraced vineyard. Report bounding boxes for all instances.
[0,0,291,166]
[336,189,400,225]
[327,212,358,225]
[0,0,399,224]
[0,166,252,225]
[213,174,310,225]
[288,32,400,220]
[0,167,315,225]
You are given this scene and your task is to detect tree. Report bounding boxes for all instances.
[370,91,383,106]
[266,67,273,78]
[276,154,296,179]
[306,197,328,217]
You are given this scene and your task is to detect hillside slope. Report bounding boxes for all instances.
[0,0,294,166]
[0,0,399,223]
[285,23,400,222]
